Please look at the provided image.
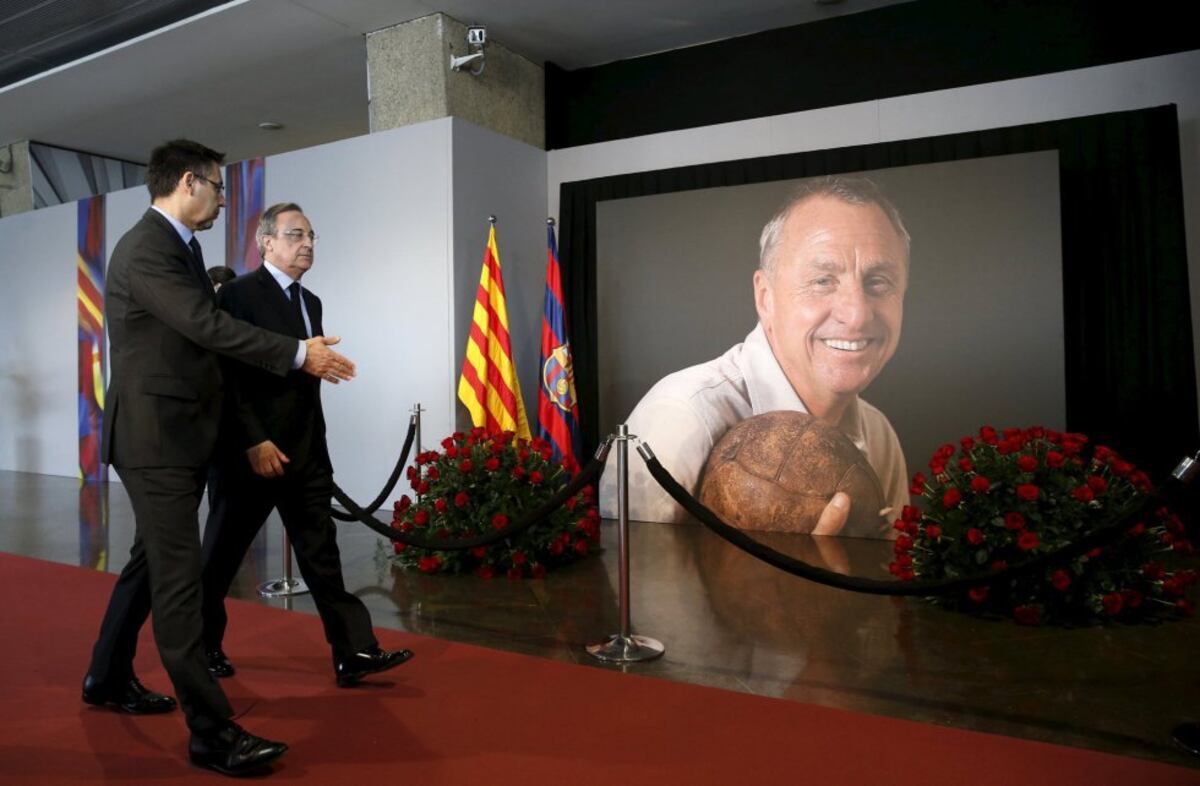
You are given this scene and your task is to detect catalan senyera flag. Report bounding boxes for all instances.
[537,221,581,469]
[458,223,531,439]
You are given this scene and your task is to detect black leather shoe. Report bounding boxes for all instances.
[334,646,414,687]
[82,674,177,714]
[189,722,288,777]
[206,649,236,678]
[1173,722,1200,756]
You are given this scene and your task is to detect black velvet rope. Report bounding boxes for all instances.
[332,451,606,551]
[642,449,1181,596]
[329,418,417,522]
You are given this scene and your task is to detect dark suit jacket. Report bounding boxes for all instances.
[215,265,329,471]
[102,209,297,469]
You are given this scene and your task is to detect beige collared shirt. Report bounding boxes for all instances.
[599,324,908,537]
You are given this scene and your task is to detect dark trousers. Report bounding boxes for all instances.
[200,460,376,662]
[88,465,232,734]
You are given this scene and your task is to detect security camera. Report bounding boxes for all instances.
[467,26,486,47]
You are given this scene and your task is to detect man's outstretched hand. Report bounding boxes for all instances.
[302,335,356,383]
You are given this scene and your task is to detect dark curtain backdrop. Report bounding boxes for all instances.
[559,105,1196,477]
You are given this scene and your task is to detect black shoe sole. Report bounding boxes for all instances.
[189,753,284,778]
[82,693,176,714]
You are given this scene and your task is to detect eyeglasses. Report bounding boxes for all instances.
[192,173,225,195]
[279,229,319,244]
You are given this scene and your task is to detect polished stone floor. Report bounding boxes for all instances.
[3,469,1200,770]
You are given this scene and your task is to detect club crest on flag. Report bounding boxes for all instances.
[542,344,576,412]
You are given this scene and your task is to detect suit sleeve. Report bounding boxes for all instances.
[125,239,297,376]
[216,284,272,450]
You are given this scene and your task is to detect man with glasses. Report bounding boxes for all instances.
[200,202,413,688]
[82,140,356,777]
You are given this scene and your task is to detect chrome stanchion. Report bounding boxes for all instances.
[258,525,308,597]
[587,424,665,663]
[411,403,424,455]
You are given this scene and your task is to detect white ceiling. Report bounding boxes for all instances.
[0,0,908,162]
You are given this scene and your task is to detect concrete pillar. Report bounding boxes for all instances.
[0,141,33,219]
[367,13,544,149]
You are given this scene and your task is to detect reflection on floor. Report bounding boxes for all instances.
[2,470,1199,769]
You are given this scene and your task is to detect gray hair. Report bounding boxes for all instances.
[758,175,910,276]
[255,202,304,257]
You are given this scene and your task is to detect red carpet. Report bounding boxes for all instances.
[0,552,1196,785]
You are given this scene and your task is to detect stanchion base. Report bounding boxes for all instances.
[257,577,309,598]
[586,634,665,663]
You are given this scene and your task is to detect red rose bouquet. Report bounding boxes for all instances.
[893,425,1197,624]
[387,428,600,578]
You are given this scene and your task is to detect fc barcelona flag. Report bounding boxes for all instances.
[537,220,582,470]
[458,221,532,439]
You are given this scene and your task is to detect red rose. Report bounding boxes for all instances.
[529,470,544,485]
[506,566,523,580]
[549,540,565,556]
[1086,475,1108,493]
[1071,485,1094,503]
[1013,605,1041,625]
[942,488,962,509]
[417,555,442,574]
[491,513,509,531]
[1121,589,1143,609]
[1050,569,1070,591]
[413,510,429,527]
[540,448,553,461]
[518,449,531,462]
[1016,484,1040,501]
[970,476,991,493]
[1163,577,1185,597]
[1101,592,1123,616]
[394,495,412,512]
[511,550,527,565]
[968,586,988,603]
[1086,547,1103,559]
[901,505,922,523]
[924,524,942,540]
[997,437,1021,455]
[1017,531,1039,551]
[894,535,914,554]
[1127,521,1145,536]
[1112,459,1134,477]
[958,458,974,473]
[574,539,590,556]
[454,491,470,508]
[392,541,407,555]
[979,426,999,445]
[1004,512,1025,530]
[434,498,447,513]
[1017,455,1037,472]
[531,564,547,579]
[991,560,1008,571]
[1176,599,1195,617]
[512,466,526,479]
[960,436,976,451]
[910,473,927,495]
[565,496,578,511]
[441,437,455,449]
[399,521,414,533]
[1046,451,1066,468]
[1173,539,1195,555]
[475,564,494,579]
[470,546,487,558]
[416,480,430,495]
[485,457,501,472]
[966,528,984,546]
[930,459,946,475]
[445,446,459,459]
[426,467,440,481]
[459,459,474,473]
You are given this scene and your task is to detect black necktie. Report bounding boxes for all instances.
[187,238,215,301]
[288,281,308,338]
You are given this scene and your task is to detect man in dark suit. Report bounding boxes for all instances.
[201,202,412,686]
[81,140,356,777]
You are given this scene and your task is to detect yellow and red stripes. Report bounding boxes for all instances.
[458,226,531,439]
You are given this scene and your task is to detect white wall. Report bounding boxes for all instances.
[0,201,77,474]
[267,119,454,503]
[548,49,1200,395]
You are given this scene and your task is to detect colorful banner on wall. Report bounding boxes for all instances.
[537,221,582,469]
[225,157,265,274]
[77,196,106,483]
[78,482,108,570]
